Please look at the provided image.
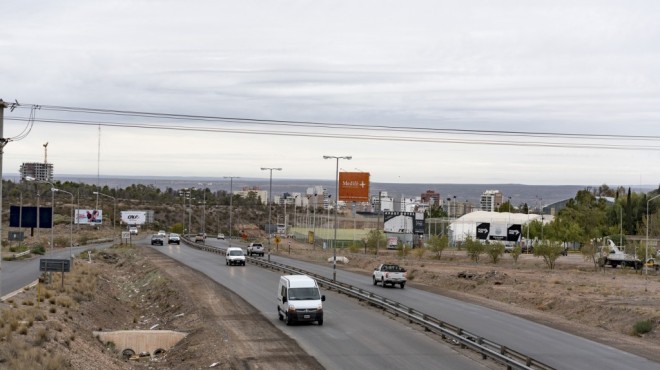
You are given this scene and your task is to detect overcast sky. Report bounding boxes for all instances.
[2,0,660,186]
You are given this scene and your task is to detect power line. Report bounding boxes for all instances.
[6,103,660,150]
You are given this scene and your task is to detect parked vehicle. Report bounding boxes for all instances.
[247,242,265,257]
[277,275,325,326]
[645,258,659,271]
[373,263,407,288]
[598,239,642,269]
[150,234,164,246]
[168,233,180,245]
[225,247,246,266]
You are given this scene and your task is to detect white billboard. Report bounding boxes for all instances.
[75,209,103,225]
[121,211,147,225]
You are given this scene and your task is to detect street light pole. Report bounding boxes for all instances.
[53,188,74,259]
[93,191,116,242]
[198,182,212,235]
[261,167,282,262]
[323,155,352,282]
[224,176,240,247]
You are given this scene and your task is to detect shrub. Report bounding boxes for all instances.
[510,245,522,264]
[31,245,46,255]
[533,240,565,269]
[486,242,505,264]
[428,235,448,259]
[464,237,485,263]
[412,246,426,260]
[633,320,653,336]
[347,241,361,254]
[53,236,68,248]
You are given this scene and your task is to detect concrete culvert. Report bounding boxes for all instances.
[94,330,187,359]
[122,348,135,360]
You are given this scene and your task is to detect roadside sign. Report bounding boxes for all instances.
[8,231,24,241]
[339,172,370,202]
[39,258,71,272]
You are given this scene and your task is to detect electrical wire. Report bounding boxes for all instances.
[6,103,660,150]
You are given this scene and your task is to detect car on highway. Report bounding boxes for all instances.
[194,233,206,243]
[225,247,246,266]
[157,230,166,237]
[168,233,180,244]
[217,233,225,240]
[277,274,325,326]
[150,234,164,246]
[247,242,265,257]
[129,226,139,235]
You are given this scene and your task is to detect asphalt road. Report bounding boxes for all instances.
[197,238,659,370]
[150,240,490,370]
[1,242,114,299]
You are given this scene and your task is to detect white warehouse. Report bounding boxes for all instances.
[449,211,553,243]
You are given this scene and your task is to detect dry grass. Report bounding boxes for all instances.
[0,257,100,369]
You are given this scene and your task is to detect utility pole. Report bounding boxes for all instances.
[224,176,240,247]
[0,99,8,298]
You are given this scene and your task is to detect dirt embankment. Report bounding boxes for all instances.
[0,246,322,370]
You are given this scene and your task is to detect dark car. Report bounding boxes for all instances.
[168,233,181,244]
[151,234,164,246]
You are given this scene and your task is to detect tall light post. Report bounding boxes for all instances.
[646,193,660,286]
[224,176,240,247]
[261,167,282,262]
[53,188,74,259]
[93,191,116,241]
[323,155,352,282]
[179,188,190,234]
[312,192,318,248]
[198,182,212,235]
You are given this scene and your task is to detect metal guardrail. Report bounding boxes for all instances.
[181,238,554,370]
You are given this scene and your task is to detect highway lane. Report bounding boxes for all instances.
[1,242,114,300]
[203,239,659,370]
[150,241,489,370]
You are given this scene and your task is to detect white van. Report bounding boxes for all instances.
[277,275,325,326]
[225,247,246,266]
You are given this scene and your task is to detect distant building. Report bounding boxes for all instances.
[421,190,441,206]
[480,190,503,212]
[371,191,394,212]
[235,186,268,204]
[305,186,328,209]
[20,162,53,182]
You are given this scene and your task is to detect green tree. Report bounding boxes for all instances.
[465,237,485,263]
[533,240,565,269]
[510,245,522,265]
[427,234,448,259]
[365,229,386,254]
[523,219,544,240]
[425,205,447,219]
[555,189,609,244]
[485,242,505,264]
[580,243,600,271]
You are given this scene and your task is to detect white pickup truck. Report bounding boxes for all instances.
[247,242,265,257]
[373,263,407,288]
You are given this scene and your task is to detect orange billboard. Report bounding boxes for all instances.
[339,172,370,202]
